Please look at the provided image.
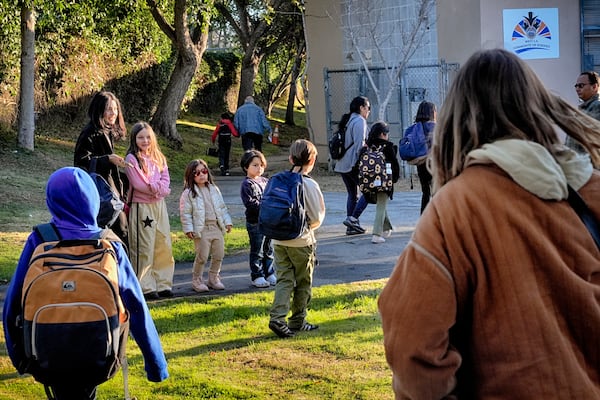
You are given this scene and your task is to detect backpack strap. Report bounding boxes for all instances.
[567,185,600,250]
[33,223,61,242]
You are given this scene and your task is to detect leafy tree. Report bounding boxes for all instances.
[146,0,214,147]
[253,3,305,125]
[215,0,302,107]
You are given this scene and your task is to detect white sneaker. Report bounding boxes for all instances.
[265,274,277,286]
[371,235,386,244]
[383,230,392,238]
[252,277,270,288]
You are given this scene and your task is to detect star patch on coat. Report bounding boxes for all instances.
[143,216,154,228]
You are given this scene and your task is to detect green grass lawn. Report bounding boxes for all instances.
[0,280,393,399]
[0,105,309,282]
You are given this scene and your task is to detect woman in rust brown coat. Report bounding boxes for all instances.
[378,49,600,399]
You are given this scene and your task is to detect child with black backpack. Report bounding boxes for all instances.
[211,112,239,176]
[2,167,168,400]
[266,139,326,338]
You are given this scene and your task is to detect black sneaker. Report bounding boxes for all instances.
[144,292,160,301]
[290,322,319,332]
[269,320,296,338]
[343,217,366,233]
[346,226,363,236]
[158,289,173,298]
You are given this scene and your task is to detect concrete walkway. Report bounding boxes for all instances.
[0,174,423,305]
[168,173,422,298]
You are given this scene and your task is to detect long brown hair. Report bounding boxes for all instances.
[127,121,167,173]
[432,48,600,192]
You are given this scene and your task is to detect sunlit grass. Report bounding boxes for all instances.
[0,280,393,400]
[0,108,308,281]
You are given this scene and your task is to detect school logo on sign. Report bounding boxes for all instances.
[503,8,559,60]
[512,12,551,46]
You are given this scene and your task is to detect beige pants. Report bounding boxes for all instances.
[193,223,225,280]
[129,200,175,293]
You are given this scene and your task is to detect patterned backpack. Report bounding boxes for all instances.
[358,145,394,195]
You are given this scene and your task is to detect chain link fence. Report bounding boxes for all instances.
[324,61,460,176]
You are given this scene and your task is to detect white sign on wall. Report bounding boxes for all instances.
[503,8,559,60]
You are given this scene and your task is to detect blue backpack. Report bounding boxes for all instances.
[398,122,428,164]
[258,170,307,240]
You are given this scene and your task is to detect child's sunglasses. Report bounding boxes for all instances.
[194,168,209,176]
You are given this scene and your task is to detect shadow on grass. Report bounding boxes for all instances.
[160,311,382,362]
[149,287,381,335]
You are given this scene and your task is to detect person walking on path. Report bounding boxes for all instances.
[411,101,436,213]
[567,71,600,153]
[211,112,239,176]
[334,96,371,235]
[240,150,276,288]
[365,121,400,244]
[74,91,129,245]
[180,159,233,292]
[125,121,175,301]
[3,167,169,399]
[268,139,326,338]
[234,96,271,152]
[378,48,600,399]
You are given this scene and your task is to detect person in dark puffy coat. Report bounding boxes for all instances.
[364,121,400,243]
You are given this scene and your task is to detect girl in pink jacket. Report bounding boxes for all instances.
[125,121,174,301]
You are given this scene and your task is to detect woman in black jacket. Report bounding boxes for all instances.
[74,91,129,245]
[365,121,400,243]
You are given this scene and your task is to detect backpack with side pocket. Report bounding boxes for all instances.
[258,170,307,240]
[358,145,394,195]
[398,122,428,165]
[19,223,129,390]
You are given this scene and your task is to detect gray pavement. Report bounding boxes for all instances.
[168,174,422,299]
[0,175,423,305]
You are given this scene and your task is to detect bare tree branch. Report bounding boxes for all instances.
[146,0,177,43]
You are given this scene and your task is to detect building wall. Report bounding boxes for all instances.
[304,0,345,154]
[305,0,439,156]
[437,0,581,104]
[306,0,582,155]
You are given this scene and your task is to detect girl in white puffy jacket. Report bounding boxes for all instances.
[179,159,232,292]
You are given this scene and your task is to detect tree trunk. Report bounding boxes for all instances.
[18,5,35,151]
[151,52,198,148]
[237,54,261,107]
[147,0,211,148]
[285,46,304,126]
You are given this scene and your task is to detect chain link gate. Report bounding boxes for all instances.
[324,61,459,177]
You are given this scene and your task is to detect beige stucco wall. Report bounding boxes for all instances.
[304,0,345,156]
[437,0,581,104]
[306,1,582,155]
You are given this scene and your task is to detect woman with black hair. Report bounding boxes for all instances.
[74,91,129,244]
[413,100,436,214]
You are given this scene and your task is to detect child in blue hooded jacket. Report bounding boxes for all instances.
[2,167,168,399]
